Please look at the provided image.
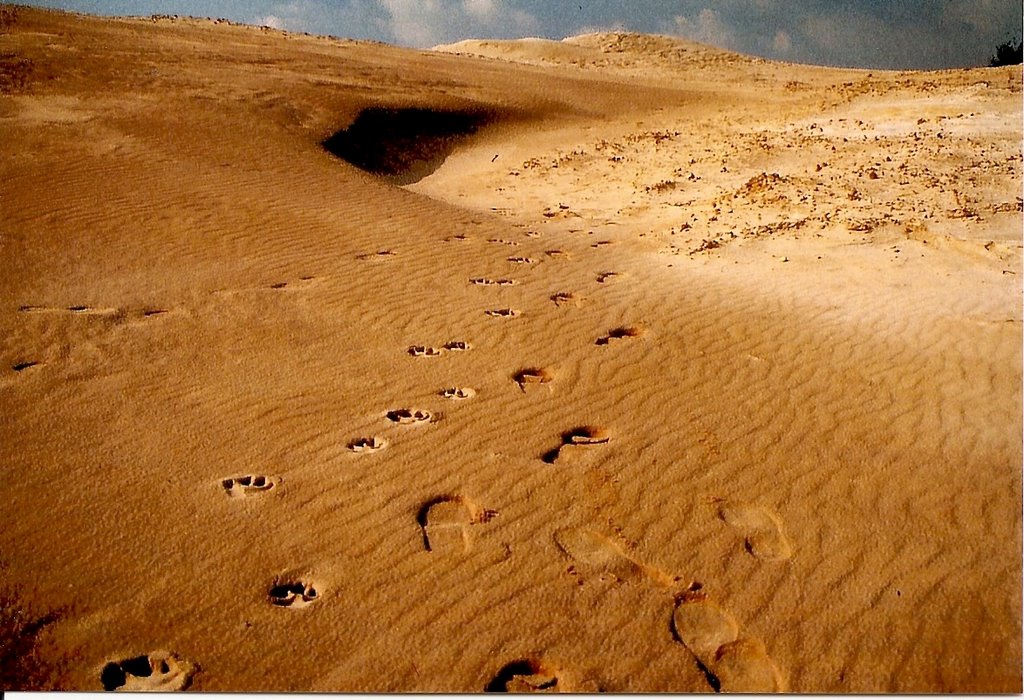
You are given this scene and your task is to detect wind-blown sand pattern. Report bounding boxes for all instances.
[0,6,1020,693]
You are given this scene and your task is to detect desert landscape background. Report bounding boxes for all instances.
[0,4,1021,692]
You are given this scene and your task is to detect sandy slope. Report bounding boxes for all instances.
[0,5,1021,692]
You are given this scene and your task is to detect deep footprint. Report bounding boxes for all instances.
[268,580,319,608]
[716,499,793,561]
[222,475,278,498]
[417,495,497,553]
[542,425,610,463]
[553,527,675,586]
[386,409,433,425]
[485,658,560,692]
[596,325,645,346]
[99,652,196,692]
[408,345,443,357]
[440,387,476,400]
[348,436,388,453]
[513,367,553,391]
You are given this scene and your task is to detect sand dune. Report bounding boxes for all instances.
[0,5,1021,692]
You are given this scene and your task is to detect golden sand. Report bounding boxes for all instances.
[0,5,1021,692]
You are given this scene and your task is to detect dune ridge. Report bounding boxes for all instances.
[0,5,1020,692]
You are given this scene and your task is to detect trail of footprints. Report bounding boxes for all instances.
[90,225,791,691]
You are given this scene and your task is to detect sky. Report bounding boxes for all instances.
[20,0,1024,70]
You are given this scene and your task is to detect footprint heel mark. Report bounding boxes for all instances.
[100,652,196,692]
[440,387,476,400]
[417,495,497,553]
[513,367,553,392]
[485,658,560,692]
[348,436,388,453]
[408,345,443,357]
[386,409,433,425]
[714,638,786,692]
[596,325,645,346]
[443,340,472,351]
[542,425,609,464]
[268,580,320,608]
[222,474,279,498]
[715,499,793,561]
[485,308,519,318]
[553,527,674,586]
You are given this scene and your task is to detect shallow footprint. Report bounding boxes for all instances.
[550,292,583,307]
[268,580,319,608]
[714,638,786,692]
[348,436,388,453]
[596,271,621,284]
[440,387,476,400]
[485,658,560,692]
[671,590,740,666]
[471,277,496,286]
[485,308,519,318]
[100,652,196,692]
[417,495,497,553]
[222,475,278,498]
[507,256,535,264]
[553,527,674,586]
[356,249,397,260]
[716,500,793,561]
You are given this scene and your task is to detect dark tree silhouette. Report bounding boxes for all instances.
[989,39,1023,66]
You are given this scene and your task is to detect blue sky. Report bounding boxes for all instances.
[21,0,1024,69]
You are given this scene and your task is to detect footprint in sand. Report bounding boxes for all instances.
[553,527,675,586]
[488,238,520,246]
[591,240,615,248]
[444,234,470,243]
[715,499,793,561]
[507,256,535,264]
[485,308,519,319]
[268,580,320,608]
[348,436,388,453]
[485,658,560,692]
[671,590,785,692]
[222,475,279,498]
[596,272,621,284]
[545,249,570,259]
[100,652,196,692]
[356,249,397,261]
[550,292,584,307]
[471,277,496,286]
[417,495,498,553]
[513,367,553,391]
[440,387,476,400]
[444,340,472,352]
[386,409,433,425]
[408,345,443,357]
[542,425,609,464]
[596,325,645,346]
[12,360,41,372]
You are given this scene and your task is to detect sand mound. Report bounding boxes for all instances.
[1,4,1020,693]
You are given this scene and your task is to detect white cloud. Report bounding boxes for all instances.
[671,8,737,50]
[771,29,792,54]
[377,0,539,48]
[254,2,308,32]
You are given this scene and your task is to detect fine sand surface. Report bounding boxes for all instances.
[1,5,1021,692]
